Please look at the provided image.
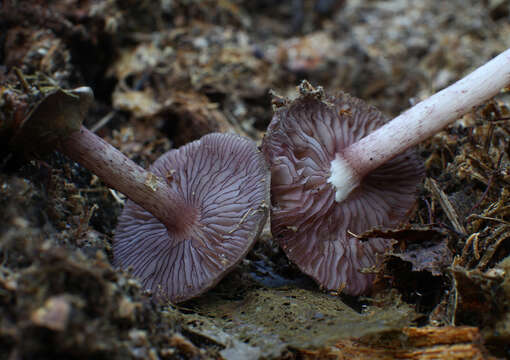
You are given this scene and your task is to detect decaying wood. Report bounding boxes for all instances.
[298,326,493,360]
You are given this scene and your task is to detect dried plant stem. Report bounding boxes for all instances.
[60,126,194,231]
[332,47,510,202]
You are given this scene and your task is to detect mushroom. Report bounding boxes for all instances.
[6,84,270,303]
[262,48,510,295]
[113,133,270,302]
[262,87,424,295]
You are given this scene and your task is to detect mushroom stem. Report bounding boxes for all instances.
[330,47,510,202]
[59,126,195,232]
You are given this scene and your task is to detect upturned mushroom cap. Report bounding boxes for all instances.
[114,133,270,303]
[262,91,424,295]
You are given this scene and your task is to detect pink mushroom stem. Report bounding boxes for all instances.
[330,47,510,202]
[60,126,195,231]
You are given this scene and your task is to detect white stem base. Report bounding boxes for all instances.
[327,154,361,203]
[343,47,510,179]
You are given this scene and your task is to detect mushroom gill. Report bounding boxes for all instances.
[262,91,424,295]
[114,133,270,303]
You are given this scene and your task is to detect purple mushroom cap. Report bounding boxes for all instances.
[114,133,270,302]
[262,92,424,295]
